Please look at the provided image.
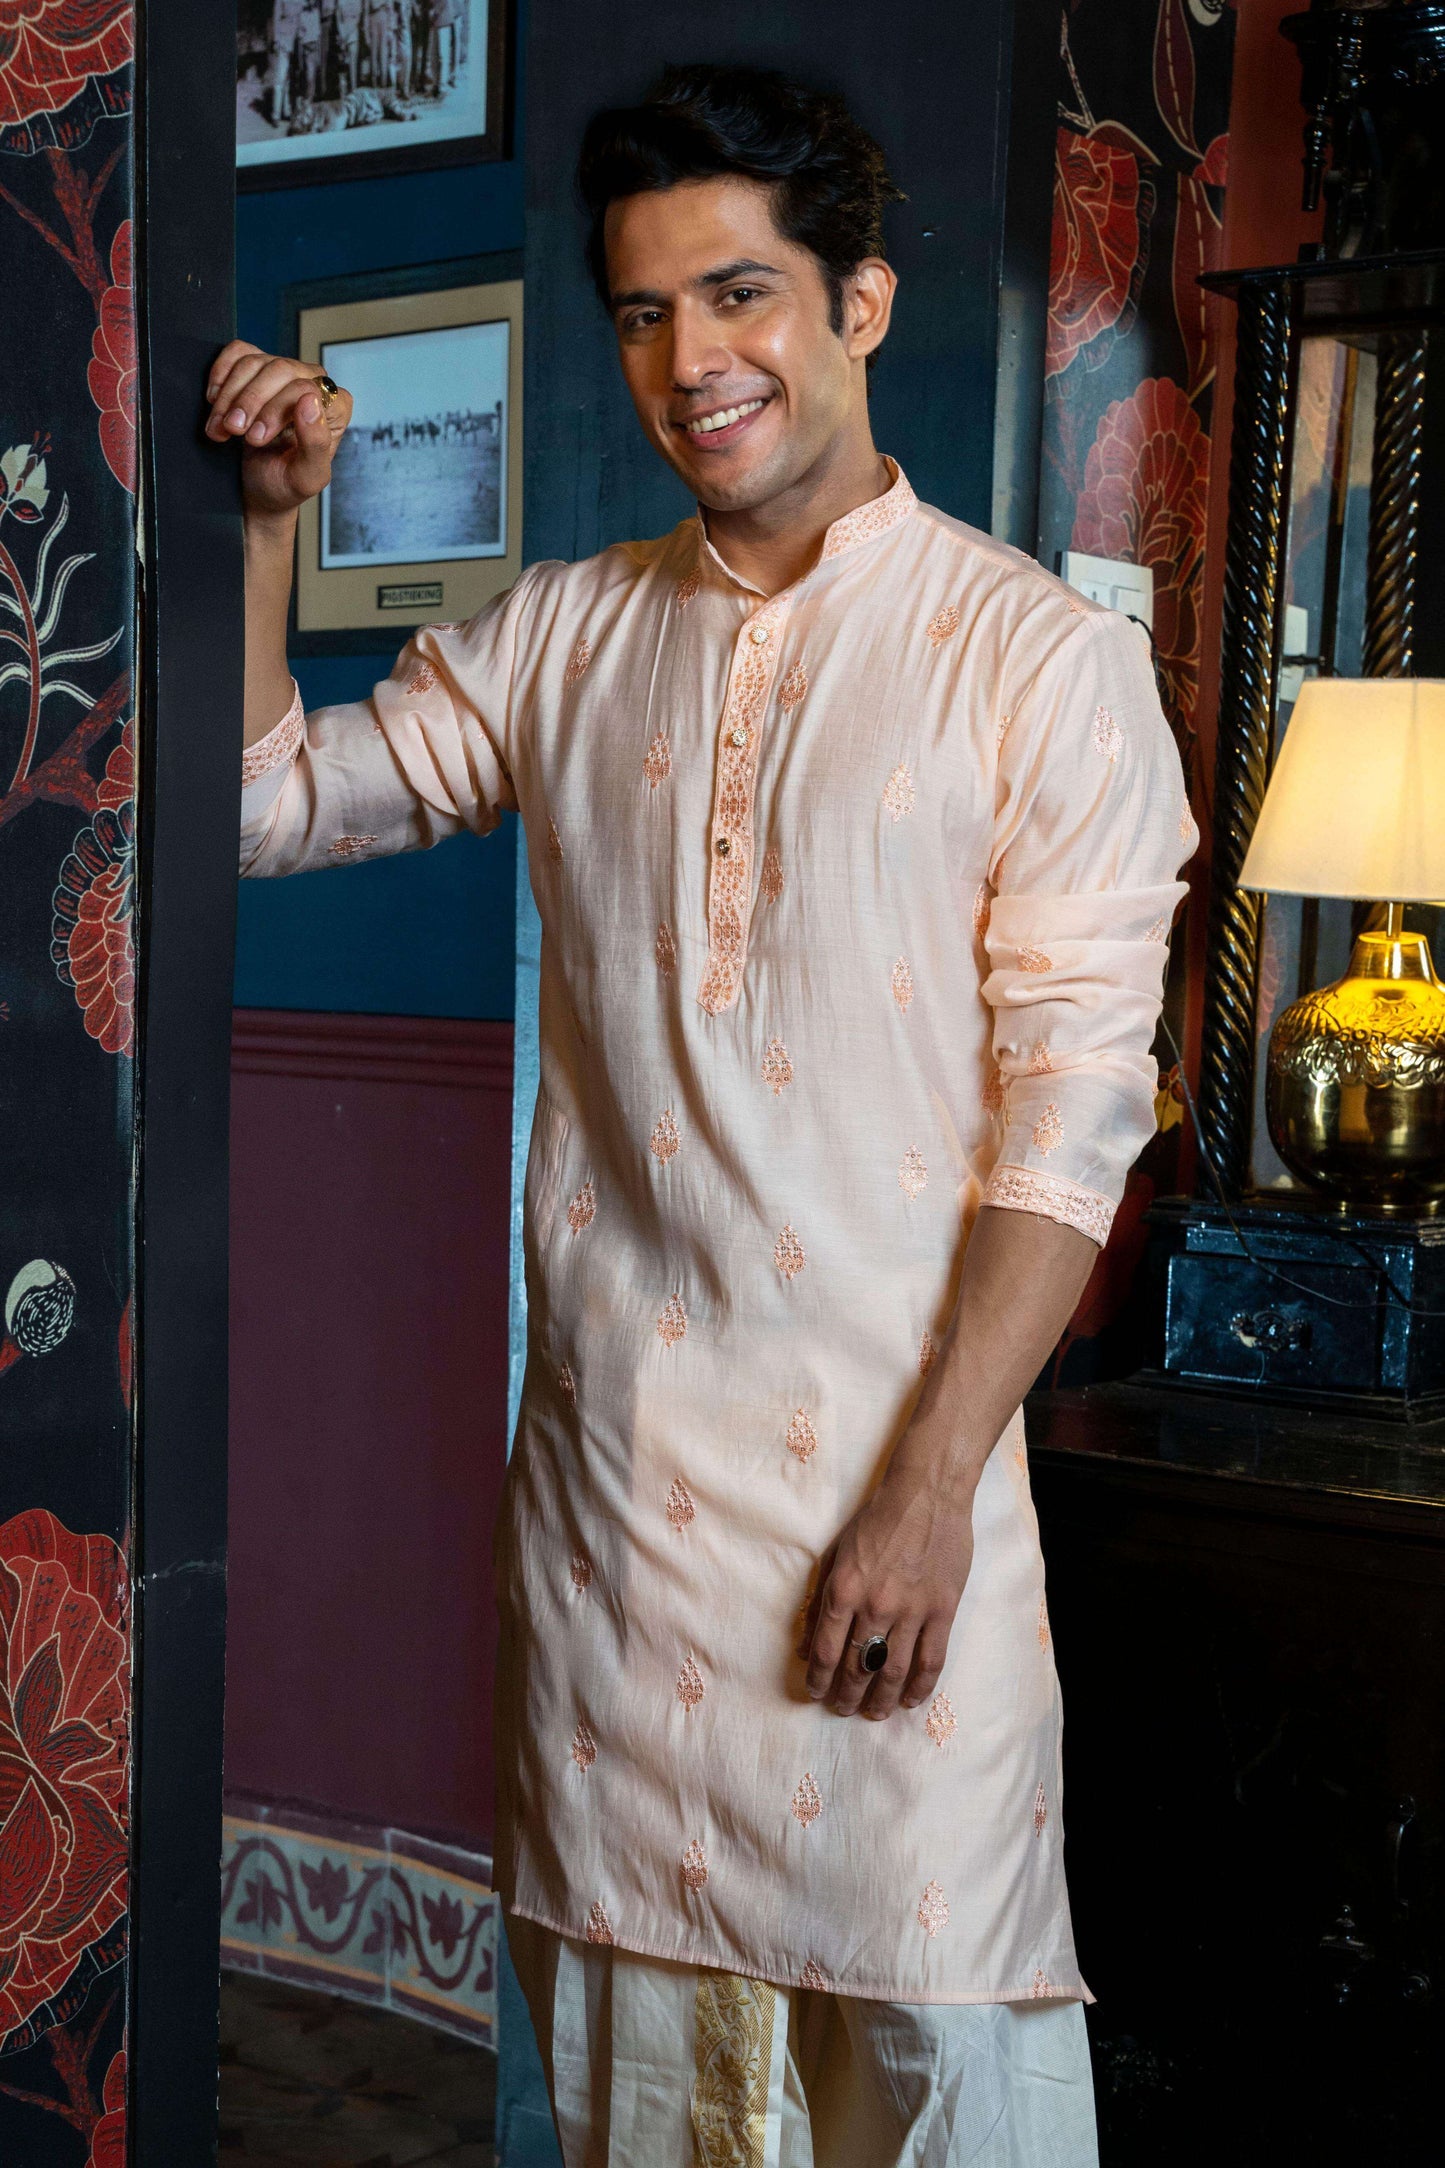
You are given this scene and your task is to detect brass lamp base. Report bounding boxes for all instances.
[1266,925,1445,1214]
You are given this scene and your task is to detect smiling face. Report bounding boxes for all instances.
[604,175,893,516]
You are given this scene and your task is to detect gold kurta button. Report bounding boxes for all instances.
[730,727,748,747]
[749,623,771,645]
[716,835,731,855]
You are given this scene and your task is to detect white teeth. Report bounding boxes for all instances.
[686,399,763,436]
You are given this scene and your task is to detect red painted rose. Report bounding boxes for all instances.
[88,220,135,494]
[0,1,132,133]
[51,726,134,1058]
[1071,376,1210,740]
[0,1510,129,2047]
[1046,125,1151,381]
[88,2042,126,2168]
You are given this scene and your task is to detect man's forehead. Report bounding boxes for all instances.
[603,176,801,292]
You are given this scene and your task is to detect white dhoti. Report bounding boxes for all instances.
[506,1912,1099,2168]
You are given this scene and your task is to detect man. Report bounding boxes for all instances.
[208,63,1193,2164]
[266,0,303,127]
[428,0,462,96]
[330,0,364,100]
[294,0,324,104]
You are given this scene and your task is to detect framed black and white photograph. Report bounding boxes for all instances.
[283,255,523,648]
[236,0,510,189]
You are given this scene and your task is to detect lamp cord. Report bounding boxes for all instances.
[1157,1016,1445,1322]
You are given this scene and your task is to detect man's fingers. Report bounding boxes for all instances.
[286,393,341,493]
[205,351,273,438]
[236,361,317,443]
[207,339,263,396]
[796,1545,837,1663]
[901,1620,951,1710]
[828,1614,894,1717]
[860,1621,921,1721]
[804,1572,852,1700]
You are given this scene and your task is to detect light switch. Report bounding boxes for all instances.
[1060,551,1154,634]
[1279,604,1310,707]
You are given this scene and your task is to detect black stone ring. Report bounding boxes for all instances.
[857,1634,889,1675]
[311,372,341,408]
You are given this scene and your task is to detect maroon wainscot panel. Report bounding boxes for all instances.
[226,1009,514,1852]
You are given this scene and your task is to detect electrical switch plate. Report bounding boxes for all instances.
[1060,551,1154,633]
[1279,604,1310,707]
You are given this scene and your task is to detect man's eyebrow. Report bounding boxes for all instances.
[694,258,783,288]
[609,259,784,311]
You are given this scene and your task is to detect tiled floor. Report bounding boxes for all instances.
[219,1969,497,2166]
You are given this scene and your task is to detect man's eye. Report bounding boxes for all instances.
[722,286,764,306]
[623,310,664,332]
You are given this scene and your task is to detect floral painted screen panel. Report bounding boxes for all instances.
[1036,0,1234,1378]
[0,5,137,2158]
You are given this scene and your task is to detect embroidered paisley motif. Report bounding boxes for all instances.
[586,1901,613,1944]
[918,1881,949,1938]
[779,663,808,711]
[925,1693,957,1747]
[1032,1104,1063,1155]
[657,1293,688,1346]
[882,764,915,822]
[1091,704,1123,762]
[656,921,677,975]
[762,1037,793,1096]
[791,1773,822,1827]
[785,1409,818,1464]
[899,1145,928,1199]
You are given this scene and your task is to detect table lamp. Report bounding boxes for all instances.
[1239,676,1445,1214]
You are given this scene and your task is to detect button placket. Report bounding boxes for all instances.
[696,596,792,1014]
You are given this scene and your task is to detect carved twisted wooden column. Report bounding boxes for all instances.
[1197,276,1298,1199]
[1363,330,1428,678]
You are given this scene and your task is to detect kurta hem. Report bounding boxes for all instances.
[500,1896,1096,2009]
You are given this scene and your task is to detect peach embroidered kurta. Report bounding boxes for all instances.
[239,463,1194,2004]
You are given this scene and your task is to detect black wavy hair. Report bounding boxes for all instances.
[577,63,904,339]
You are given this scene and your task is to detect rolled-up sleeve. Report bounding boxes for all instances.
[239,563,549,878]
[979,607,1197,1245]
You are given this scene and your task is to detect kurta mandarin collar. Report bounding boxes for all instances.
[690,456,918,600]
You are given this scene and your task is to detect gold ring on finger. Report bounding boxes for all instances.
[311,373,340,410]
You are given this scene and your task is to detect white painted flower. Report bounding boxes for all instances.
[0,445,49,517]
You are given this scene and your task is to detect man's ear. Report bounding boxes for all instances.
[845,259,897,362]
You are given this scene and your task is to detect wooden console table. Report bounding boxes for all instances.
[1026,1382,1444,2162]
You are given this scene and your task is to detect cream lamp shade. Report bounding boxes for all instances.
[1238,676,1445,901]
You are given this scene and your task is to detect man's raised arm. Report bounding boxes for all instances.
[203,339,354,749]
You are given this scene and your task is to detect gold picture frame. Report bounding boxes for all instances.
[292,270,523,644]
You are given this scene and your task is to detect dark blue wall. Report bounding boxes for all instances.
[233,139,523,1019]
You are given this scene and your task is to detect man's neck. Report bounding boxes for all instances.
[701,434,893,597]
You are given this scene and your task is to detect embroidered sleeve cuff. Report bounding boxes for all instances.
[981,1165,1115,1247]
[241,681,305,789]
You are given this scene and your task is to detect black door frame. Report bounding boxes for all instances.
[129,1,241,2155]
